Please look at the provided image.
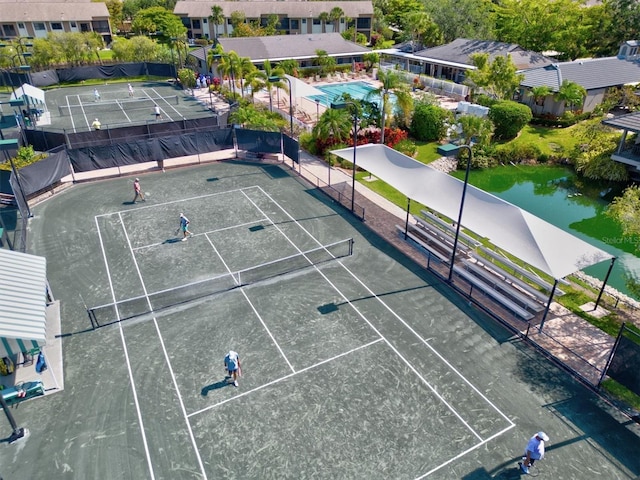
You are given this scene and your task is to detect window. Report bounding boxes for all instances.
[2,24,16,37]
[51,22,63,31]
[313,19,321,25]
[80,23,90,32]
[356,18,371,29]
[290,19,299,29]
[203,18,207,24]
[192,19,200,29]
[34,22,46,31]
[70,21,76,28]
[18,23,25,29]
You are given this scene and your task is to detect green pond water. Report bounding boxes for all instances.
[454,165,640,300]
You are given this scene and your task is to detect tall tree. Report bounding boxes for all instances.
[313,108,352,144]
[366,69,412,144]
[555,80,586,112]
[131,6,187,38]
[465,53,524,100]
[260,60,285,111]
[209,5,224,44]
[400,11,442,51]
[329,7,344,33]
[319,12,330,33]
[422,0,494,43]
[527,86,552,115]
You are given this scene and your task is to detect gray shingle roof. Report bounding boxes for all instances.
[603,111,640,131]
[521,57,640,91]
[414,38,553,70]
[0,2,109,21]
[174,1,373,19]
[216,32,369,62]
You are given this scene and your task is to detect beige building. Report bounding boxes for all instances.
[173,1,374,42]
[0,1,112,43]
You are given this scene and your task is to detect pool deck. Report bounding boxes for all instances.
[253,74,460,128]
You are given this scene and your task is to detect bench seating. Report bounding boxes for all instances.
[413,218,470,256]
[469,254,551,303]
[479,246,564,295]
[420,210,481,247]
[453,266,535,320]
[1,380,45,405]
[396,225,450,262]
[462,261,544,312]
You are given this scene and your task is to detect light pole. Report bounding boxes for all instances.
[169,37,177,79]
[269,75,293,136]
[436,143,473,282]
[331,100,359,211]
[315,98,320,122]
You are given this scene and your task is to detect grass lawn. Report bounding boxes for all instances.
[97,49,114,61]
[414,141,442,164]
[500,124,580,155]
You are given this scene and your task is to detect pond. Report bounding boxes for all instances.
[455,165,640,300]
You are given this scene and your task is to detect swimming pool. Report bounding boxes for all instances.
[307,81,380,106]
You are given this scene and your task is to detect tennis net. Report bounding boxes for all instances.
[58,96,179,116]
[88,238,353,328]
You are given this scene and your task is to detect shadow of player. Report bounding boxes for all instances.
[162,238,182,244]
[201,378,233,396]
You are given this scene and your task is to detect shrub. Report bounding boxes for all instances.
[410,103,449,141]
[497,142,542,163]
[488,100,532,139]
[473,94,499,108]
[393,139,417,157]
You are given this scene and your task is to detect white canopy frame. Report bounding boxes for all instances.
[331,144,615,323]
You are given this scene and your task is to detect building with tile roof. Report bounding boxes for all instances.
[173,1,373,42]
[0,1,112,43]
[520,46,640,115]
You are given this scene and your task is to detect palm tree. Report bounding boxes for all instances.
[235,56,255,98]
[215,51,240,97]
[555,80,586,113]
[209,5,224,44]
[260,60,286,111]
[457,115,494,146]
[329,7,344,33]
[318,12,330,33]
[527,85,552,115]
[366,69,412,144]
[314,49,336,76]
[314,108,352,144]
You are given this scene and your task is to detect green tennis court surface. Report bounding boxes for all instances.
[3,161,639,479]
[42,81,212,132]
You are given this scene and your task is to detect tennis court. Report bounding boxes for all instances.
[43,81,212,132]
[3,161,639,479]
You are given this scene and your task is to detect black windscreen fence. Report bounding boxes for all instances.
[56,63,148,83]
[283,134,299,163]
[68,128,234,172]
[236,129,281,154]
[25,129,67,152]
[30,69,59,87]
[16,150,71,196]
[606,325,640,396]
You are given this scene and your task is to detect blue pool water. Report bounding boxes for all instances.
[307,81,380,106]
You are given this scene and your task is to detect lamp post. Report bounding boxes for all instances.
[169,37,177,79]
[269,75,293,136]
[315,98,320,122]
[436,143,473,282]
[331,100,359,211]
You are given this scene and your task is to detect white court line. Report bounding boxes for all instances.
[132,218,267,251]
[204,231,296,372]
[188,338,383,418]
[415,423,516,479]
[94,216,156,480]
[255,186,515,425]
[65,95,77,133]
[240,190,482,441]
[96,185,262,218]
[140,88,175,122]
[115,99,132,123]
[150,87,183,118]
[78,94,91,131]
[118,212,209,480]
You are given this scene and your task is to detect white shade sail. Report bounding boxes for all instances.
[331,144,613,279]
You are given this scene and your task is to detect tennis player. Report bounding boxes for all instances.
[178,213,193,241]
[128,83,134,97]
[91,118,101,130]
[94,88,100,102]
[132,178,145,203]
[224,350,241,387]
[154,105,162,120]
[519,431,549,474]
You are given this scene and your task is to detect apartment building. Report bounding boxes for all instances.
[173,1,374,42]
